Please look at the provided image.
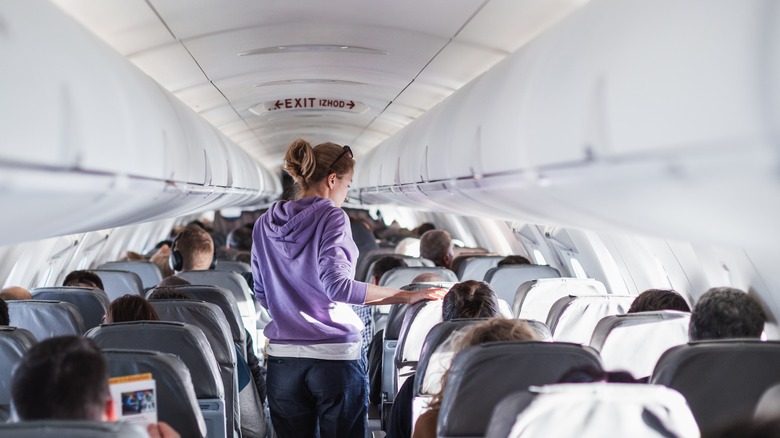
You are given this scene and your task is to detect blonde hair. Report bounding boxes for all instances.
[283,139,354,196]
[427,318,539,411]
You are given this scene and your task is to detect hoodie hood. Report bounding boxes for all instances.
[262,196,334,259]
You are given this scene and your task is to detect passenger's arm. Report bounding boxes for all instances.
[147,422,180,438]
[364,284,446,305]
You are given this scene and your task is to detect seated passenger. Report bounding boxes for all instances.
[411,273,445,284]
[372,256,409,285]
[149,243,174,278]
[558,365,641,384]
[497,255,531,266]
[157,275,191,288]
[62,270,104,290]
[689,287,765,341]
[0,286,32,301]
[412,319,540,438]
[170,225,215,273]
[386,281,502,438]
[105,295,160,323]
[420,230,454,269]
[627,288,691,313]
[10,336,178,437]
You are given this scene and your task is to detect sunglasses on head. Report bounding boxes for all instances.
[328,145,353,171]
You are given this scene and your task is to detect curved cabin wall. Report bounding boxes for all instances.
[354,0,780,249]
[0,2,280,246]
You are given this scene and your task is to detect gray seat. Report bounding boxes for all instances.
[89,270,144,300]
[546,295,635,344]
[30,287,109,330]
[85,321,226,438]
[0,327,36,421]
[216,261,252,274]
[178,270,262,336]
[513,277,606,322]
[103,349,207,438]
[484,265,560,304]
[355,248,396,282]
[485,383,699,438]
[590,311,690,378]
[150,300,239,438]
[8,300,85,340]
[148,285,247,354]
[379,266,457,288]
[98,261,163,290]
[438,341,602,437]
[456,255,504,281]
[651,340,780,434]
[0,421,148,437]
[395,300,443,397]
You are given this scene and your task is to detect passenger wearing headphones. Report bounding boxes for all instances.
[169,225,217,273]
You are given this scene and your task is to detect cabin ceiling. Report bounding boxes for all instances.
[50,0,585,168]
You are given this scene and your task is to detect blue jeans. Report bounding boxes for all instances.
[267,356,368,438]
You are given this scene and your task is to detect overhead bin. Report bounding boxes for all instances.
[355,0,780,248]
[0,2,280,245]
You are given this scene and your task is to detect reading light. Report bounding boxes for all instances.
[238,44,389,56]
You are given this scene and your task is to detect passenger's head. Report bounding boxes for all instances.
[63,271,104,290]
[442,280,500,321]
[627,289,691,313]
[558,366,641,384]
[371,256,408,285]
[420,230,454,269]
[149,244,174,278]
[0,286,32,301]
[227,224,253,251]
[12,336,110,421]
[412,273,445,283]
[158,275,191,288]
[415,223,436,237]
[497,255,531,266]
[689,287,765,341]
[283,139,354,206]
[0,298,8,326]
[171,225,214,271]
[148,289,190,300]
[105,295,159,323]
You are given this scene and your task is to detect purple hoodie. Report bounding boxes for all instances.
[251,196,368,345]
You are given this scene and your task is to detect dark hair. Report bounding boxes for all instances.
[63,271,104,290]
[106,295,160,323]
[442,280,500,321]
[283,139,354,197]
[227,225,253,251]
[148,288,191,301]
[420,230,453,268]
[158,275,191,288]
[627,289,690,313]
[558,366,640,384]
[0,298,8,326]
[12,336,108,420]
[372,256,408,283]
[415,223,436,237]
[173,225,215,271]
[689,287,765,341]
[497,255,531,266]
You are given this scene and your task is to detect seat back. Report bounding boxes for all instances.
[148,285,246,353]
[30,287,109,330]
[217,261,252,274]
[380,304,408,405]
[484,265,560,304]
[0,327,36,421]
[395,300,443,392]
[547,295,635,344]
[513,277,607,322]
[651,340,780,434]
[0,421,148,437]
[103,349,207,438]
[89,270,144,300]
[456,255,503,281]
[379,266,457,288]
[438,341,602,437]
[8,300,85,340]
[178,270,262,337]
[355,248,395,282]
[485,383,699,438]
[590,311,690,378]
[97,261,162,290]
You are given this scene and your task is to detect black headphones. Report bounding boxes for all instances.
[169,231,218,272]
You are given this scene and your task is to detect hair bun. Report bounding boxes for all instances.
[283,139,317,184]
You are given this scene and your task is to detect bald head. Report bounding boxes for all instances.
[0,287,32,301]
[412,273,445,283]
[420,230,454,269]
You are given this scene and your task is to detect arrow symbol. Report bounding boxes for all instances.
[347,100,355,110]
[274,100,282,109]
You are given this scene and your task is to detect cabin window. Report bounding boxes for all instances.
[570,258,587,279]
